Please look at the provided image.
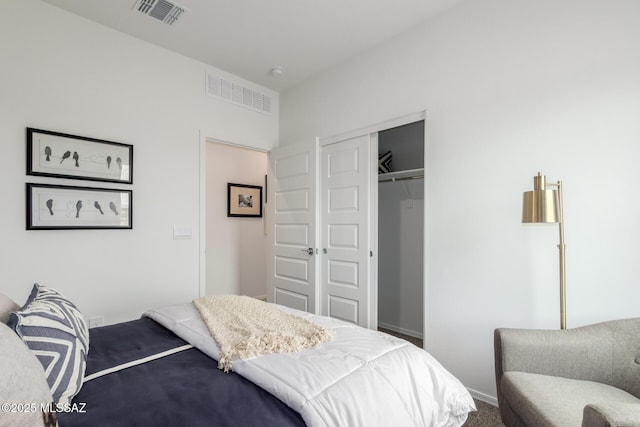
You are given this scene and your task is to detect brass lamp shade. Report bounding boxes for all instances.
[522,172,560,223]
[522,189,559,223]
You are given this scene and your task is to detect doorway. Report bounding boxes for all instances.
[205,140,268,298]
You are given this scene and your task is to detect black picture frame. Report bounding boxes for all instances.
[27,127,133,184]
[26,183,133,230]
[227,183,263,218]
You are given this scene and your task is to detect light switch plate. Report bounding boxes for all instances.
[173,224,193,239]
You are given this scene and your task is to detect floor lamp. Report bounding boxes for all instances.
[522,172,566,329]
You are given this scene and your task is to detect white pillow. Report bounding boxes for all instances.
[0,292,19,324]
[0,322,54,427]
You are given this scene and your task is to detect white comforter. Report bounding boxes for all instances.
[144,303,475,427]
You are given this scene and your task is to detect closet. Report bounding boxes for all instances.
[267,112,426,333]
[377,121,424,339]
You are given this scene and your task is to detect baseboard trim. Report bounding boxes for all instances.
[467,387,498,407]
[377,322,423,339]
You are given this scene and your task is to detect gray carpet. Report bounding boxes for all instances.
[464,399,504,427]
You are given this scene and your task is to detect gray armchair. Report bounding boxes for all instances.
[494,318,640,427]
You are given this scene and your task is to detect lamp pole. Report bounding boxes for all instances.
[556,180,566,330]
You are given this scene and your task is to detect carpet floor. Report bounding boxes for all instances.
[464,399,504,426]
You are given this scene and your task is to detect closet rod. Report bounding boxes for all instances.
[378,174,424,183]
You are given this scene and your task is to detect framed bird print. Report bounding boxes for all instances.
[27,128,133,184]
[26,183,132,230]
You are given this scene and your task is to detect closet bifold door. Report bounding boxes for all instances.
[319,134,373,328]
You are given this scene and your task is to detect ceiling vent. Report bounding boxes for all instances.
[133,0,188,26]
[206,73,272,115]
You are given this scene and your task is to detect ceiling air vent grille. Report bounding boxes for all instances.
[133,0,187,26]
[206,73,272,115]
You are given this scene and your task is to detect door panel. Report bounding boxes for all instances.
[274,288,308,312]
[275,189,309,212]
[274,256,309,283]
[320,135,372,327]
[328,186,359,210]
[328,260,359,287]
[328,224,358,248]
[267,142,318,313]
[328,295,359,323]
[274,224,309,246]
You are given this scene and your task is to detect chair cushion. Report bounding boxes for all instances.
[502,371,640,427]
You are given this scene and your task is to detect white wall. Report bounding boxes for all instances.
[280,0,640,402]
[1,0,278,325]
[205,142,267,298]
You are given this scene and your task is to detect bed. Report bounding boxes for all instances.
[2,285,475,427]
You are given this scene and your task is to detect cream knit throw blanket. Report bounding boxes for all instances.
[193,295,333,372]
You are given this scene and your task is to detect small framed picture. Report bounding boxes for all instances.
[227,183,262,218]
[27,127,133,184]
[27,183,132,230]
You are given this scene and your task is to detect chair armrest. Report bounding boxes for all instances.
[583,403,640,427]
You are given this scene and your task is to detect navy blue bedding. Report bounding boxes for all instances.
[58,317,305,427]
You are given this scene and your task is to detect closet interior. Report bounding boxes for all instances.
[377,120,424,339]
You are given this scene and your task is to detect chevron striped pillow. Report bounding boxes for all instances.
[378,150,392,174]
[8,284,89,404]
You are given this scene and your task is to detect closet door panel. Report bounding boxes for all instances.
[328,295,359,323]
[328,224,358,249]
[320,135,372,327]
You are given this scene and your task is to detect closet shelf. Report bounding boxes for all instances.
[378,168,424,182]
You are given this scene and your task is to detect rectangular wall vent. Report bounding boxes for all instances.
[133,0,188,26]
[206,73,272,115]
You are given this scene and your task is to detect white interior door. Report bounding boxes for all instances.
[320,134,375,328]
[266,141,319,313]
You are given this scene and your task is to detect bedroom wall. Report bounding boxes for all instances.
[205,142,267,298]
[280,0,640,402]
[1,0,278,324]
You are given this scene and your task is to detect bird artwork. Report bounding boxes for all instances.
[75,200,82,218]
[106,156,112,169]
[73,151,79,167]
[116,157,122,171]
[46,199,54,215]
[60,150,71,164]
[44,146,52,162]
[109,201,119,216]
[94,201,104,215]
